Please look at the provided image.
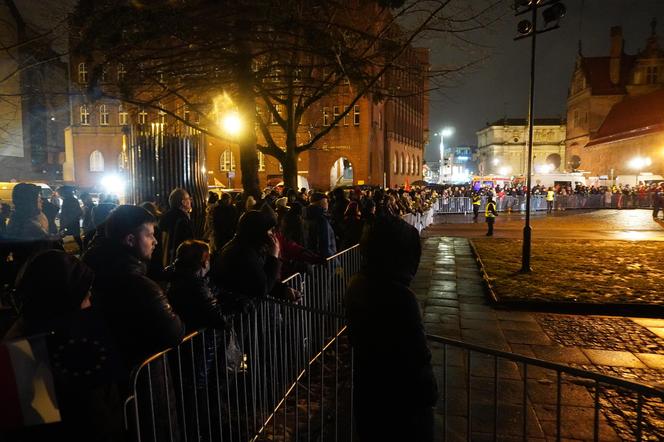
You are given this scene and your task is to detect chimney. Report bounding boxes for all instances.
[609,26,623,85]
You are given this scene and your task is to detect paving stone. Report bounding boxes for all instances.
[630,318,664,328]
[460,318,501,331]
[502,329,553,346]
[634,353,664,369]
[530,345,591,365]
[459,310,497,320]
[425,306,460,315]
[499,320,543,332]
[426,298,459,308]
[581,349,647,368]
[647,327,664,339]
[537,406,622,441]
[494,310,539,322]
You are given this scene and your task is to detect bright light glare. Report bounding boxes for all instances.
[101,174,125,195]
[492,158,500,166]
[440,127,454,137]
[221,113,242,136]
[628,157,651,170]
[498,166,511,176]
[536,164,554,173]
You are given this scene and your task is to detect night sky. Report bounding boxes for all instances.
[425,0,664,163]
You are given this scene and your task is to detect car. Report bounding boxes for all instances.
[207,186,242,201]
[0,181,55,207]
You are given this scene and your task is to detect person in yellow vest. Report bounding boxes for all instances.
[472,193,481,222]
[485,195,498,236]
[546,187,555,214]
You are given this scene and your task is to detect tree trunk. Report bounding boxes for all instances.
[235,31,260,199]
[281,148,299,191]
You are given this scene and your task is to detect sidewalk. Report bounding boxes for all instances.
[413,237,664,441]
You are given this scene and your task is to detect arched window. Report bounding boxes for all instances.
[117,63,126,81]
[118,104,128,125]
[258,151,265,172]
[78,62,88,83]
[220,150,236,172]
[416,156,420,175]
[80,105,90,125]
[90,150,104,172]
[117,152,126,171]
[393,152,398,174]
[406,155,411,175]
[400,153,404,174]
[99,104,109,125]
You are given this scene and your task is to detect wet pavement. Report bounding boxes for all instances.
[423,209,664,241]
[414,236,664,441]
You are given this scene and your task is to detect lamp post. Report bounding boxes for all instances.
[436,127,454,184]
[514,0,566,273]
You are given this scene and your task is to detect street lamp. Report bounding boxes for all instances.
[629,156,652,185]
[221,111,242,137]
[435,127,454,184]
[514,0,566,273]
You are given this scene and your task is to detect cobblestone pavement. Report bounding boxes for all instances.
[416,236,664,441]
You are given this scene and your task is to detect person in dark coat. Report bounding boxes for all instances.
[303,192,337,258]
[210,210,281,311]
[159,188,194,268]
[341,200,363,249]
[2,250,124,442]
[80,192,96,251]
[82,205,184,387]
[345,215,438,442]
[211,192,239,252]
[59,187,83,251]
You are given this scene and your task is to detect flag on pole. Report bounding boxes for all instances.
[0,335,61,429]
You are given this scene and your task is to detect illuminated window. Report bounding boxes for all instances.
[258,151,265,171]
[220,150,236,172]
[118,152,126,171]
[99,104,109,125]
[78,62,88,83]
[343,106,349,126]
[183,105,190,122]
[158,103,166,124]
[393,152,398,174]
[323,107,330,126]
[80,105,90,125]
[353,105,360,126]
[406,155,411,175]
[117,63,126,81]
[138,109,148,124]
[118,104,128,125]
[400,153,404,174]
[271,105,282,124]
[333,106,340,124]
[89,150,104,172]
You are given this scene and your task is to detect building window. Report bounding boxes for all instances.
[573,109,579,128]
[393,152,398,174]
[399,153,404,174]
[117,63,126,81]
[138,109,148,124]
[78,62,88,83]
[333,106,340,124]
[118,152,126,171]
[406,155,411,175]
[80,105,90,125]
[220,150,236,172]
[183,105,190,122]
[416,156,420,175]
[646,66,659,84]
[378,111,382,129]
[119,104,128,125]
[258,151,265,171]
[353,105,360,126]
[99,104,109,125]
[323,107,330,126]
[89,150,104,172]
[100,66,107,83]
[271,105,282,124]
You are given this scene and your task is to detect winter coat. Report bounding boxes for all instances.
[83,242,184,385]
[60,196,83,233]
[211,237,281,310]
[303,205,337,258]
[158,208,194,267]
[211,202,239,251]
[165,266,226,332]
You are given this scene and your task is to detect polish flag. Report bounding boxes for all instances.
[0,335,61,429]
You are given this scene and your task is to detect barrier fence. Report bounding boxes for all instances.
[125,242,664,441]
[436,194,660,214]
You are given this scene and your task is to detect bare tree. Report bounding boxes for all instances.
[73,0,503,194]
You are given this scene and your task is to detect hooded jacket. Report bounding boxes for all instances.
[303,204,337,258]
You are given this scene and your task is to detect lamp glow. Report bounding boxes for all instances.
[221,112,242,136]
[101,174,125,195]
[628,157,651,170]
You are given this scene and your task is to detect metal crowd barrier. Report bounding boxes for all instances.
[435,194,659,214]
[429,334,664,441]
[402,208,435,233]
[125,246,361,442]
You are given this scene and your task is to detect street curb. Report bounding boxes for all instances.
[468,239,664,318]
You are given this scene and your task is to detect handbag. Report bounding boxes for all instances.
[224,328,244,373]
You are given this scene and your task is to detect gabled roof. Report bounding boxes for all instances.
[579,55,636,95]
[586,89,664,146]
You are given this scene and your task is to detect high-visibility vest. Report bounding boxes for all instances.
[546,190,555,201]
[485,202,496,218]
[472,196,481,205]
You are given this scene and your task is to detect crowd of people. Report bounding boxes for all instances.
[0,182,439,441]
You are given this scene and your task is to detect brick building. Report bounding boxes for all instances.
[64,43,429,193]
[565,22,664,178]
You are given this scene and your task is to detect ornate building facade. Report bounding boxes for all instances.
[565,22,664,179]
[476,118,566,177]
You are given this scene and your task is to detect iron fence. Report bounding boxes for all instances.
[429,334,664,442]
[436,194,659,214]
[402,208,435,233]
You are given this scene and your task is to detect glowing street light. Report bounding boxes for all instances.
[628,156,651,170]
[221,112,242,136]
[435,127,454,183]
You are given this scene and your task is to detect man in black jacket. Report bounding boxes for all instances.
[83,205,184,385]
[159,188,194,267]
